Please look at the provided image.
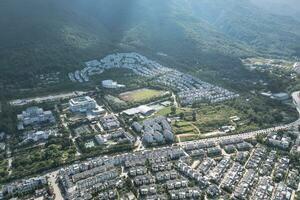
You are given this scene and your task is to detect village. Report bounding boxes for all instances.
[1,125,300,200]
[68,53,239,105]
[0,54,299,200]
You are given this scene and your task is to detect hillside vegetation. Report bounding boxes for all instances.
[0,0,300,90]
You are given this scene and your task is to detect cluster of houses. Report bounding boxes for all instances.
[17,106,55,130]
[0,176,48,199]
[68,53,172,83]
[69,53,239,105]
[2,130,300,200]
[233,169,257,199]
[131,116,175,146]
[57,146,185,199]
[156,71,239,105]
[266,132,292,150]
[179,135,300,200]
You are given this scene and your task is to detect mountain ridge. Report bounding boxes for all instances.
[0,0,299,87]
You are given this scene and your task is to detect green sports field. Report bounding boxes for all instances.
[119,88,166,102]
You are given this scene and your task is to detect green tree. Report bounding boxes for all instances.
[192,110,197,121]
[171,106,177,115]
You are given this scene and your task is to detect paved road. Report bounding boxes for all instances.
[48,171,64,200]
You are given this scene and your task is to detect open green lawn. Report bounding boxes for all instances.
[119,88,166,102]
[164,96,297,135]
[155,106,192,116]
[195,104,241,132]
[172,120,198,135]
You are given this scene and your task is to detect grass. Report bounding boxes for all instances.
[0,159,8,174]
[119,88,166,102]
[191,104,243,133]
[155,106,192,116]
[172,120,198,135]
[177,134,200,142]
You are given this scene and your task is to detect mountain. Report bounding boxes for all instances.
[0,0,300,88]
[250,0,300,21]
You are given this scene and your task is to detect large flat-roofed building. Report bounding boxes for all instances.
[17,107,55,130]
[123,105,155,116]
[272,93,289,101]
[69,96,97,113]
[102,80,125,89]
[69,96,105,115]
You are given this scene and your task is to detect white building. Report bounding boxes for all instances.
[69,96,95,112]
[69,96,106,116]
[23,130,51,143]
[102,80,125,89]
[123,105,155,116]
[272,93,289,101]
[84,60,101,68]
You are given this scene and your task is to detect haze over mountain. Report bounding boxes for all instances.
[250,0,300,21]
[0,0,300,86]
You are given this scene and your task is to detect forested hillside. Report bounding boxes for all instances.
[0,0,300,88]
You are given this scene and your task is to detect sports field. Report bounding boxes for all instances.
[119,88,166,102]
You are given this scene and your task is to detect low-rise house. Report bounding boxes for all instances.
[273,182,292,200]
[274,157,289,182]
[129,166,148,177]
[197,158,216,175]
[1,176,47,197]
[246,146,267,169]
[207,157,232,183]
[233,169,257,200]
[133,175,155,186]
[223,144,236,154]
[286,169,299,189]
[236,142,253,151]
[267,132,291,150]
[207,147,222,157]
[169,187,200,200]
[259,150,276,176]
[207,184,220,198]
[166,179,188,190]
[155,170,178,182]
[252,176,274,200]
[139,184,157,196]
[221,162,244,193]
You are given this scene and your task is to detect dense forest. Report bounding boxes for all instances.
[0,0,300,92]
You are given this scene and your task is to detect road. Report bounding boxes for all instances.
[172,92,179,108]
[6,145,12,176]
[48,171,64,200]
